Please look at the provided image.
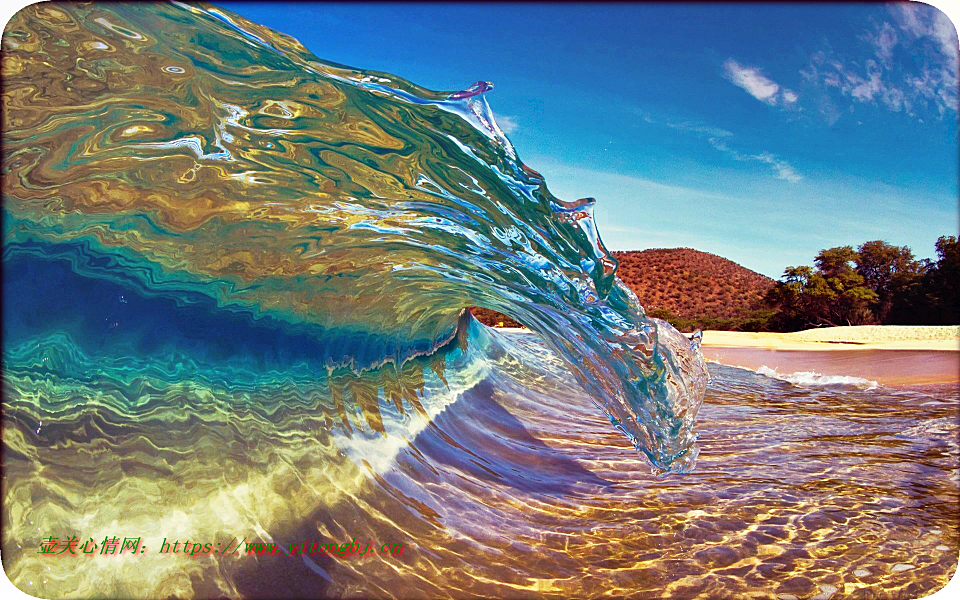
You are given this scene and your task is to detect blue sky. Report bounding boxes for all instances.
[219,2,959,278]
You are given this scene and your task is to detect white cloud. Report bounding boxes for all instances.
[708,137,802,183]
[634,109,658,124]
[898,4,959,115]
[752,152,803,183]
[663,120,733,138]
[868,21,899,67]
[723,59,779,103]
[931,11,960,64]
[495,114,518,134]
[805,4,958,119]
[895,2,925,37]
[847,60,885,102]
[645,114,802,183]
[723,59,799,107]
[895,1,958,62]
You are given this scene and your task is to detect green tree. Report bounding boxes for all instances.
[812,246,877,326]
[764,246,877,330]
[925,236,960,323]
[814,245,858,278]
[764,236,958,331]
[854,240,922,323]
[763,266,811,330]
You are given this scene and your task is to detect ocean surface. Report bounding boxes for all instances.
[1,3,957,599]
[702,347,960,388]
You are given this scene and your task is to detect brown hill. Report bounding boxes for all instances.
[613,248,775,327]
[470,248,775,331]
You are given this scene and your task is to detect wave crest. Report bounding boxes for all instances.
[2,2,708,472]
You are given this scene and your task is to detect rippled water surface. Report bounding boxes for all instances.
[3,319,958,598]
[2,3,957,599]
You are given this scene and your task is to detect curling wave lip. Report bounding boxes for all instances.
[1,1,707,473]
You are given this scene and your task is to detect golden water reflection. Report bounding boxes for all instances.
[4,329,955,599]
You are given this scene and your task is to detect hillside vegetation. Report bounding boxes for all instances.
[470,236,959,332]
[470,248,775,331]
[613,249,775,331]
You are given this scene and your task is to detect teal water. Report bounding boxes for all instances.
[2,1,706,473]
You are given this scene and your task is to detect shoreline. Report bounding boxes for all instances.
[699,325,960,352]
[696,326,958,386]
[701,347,959,387]
[492,324,959,386]
[494,325,959,351]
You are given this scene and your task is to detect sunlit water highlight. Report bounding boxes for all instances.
[1,3,957,599]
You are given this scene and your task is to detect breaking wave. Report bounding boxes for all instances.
[2,1,707,473]
[755,366,879,390]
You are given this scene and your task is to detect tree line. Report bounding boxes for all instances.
[472,236,958,332]
[762,235,958,331]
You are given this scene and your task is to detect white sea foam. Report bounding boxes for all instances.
[755,366,879,390]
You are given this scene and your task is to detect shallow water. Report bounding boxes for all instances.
[2,3,958,599]
[3,321,958,598]
[703,347,960,387]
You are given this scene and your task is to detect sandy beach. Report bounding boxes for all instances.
[698,325,959,386]
[497,325,959,386]
[700,325,960,351]
[497,325,959,350]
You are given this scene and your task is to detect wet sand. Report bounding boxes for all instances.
[701,347,960,386]
[700,326,959,386]
[701,326,960,351]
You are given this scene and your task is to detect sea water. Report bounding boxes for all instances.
[1,4,956,598]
